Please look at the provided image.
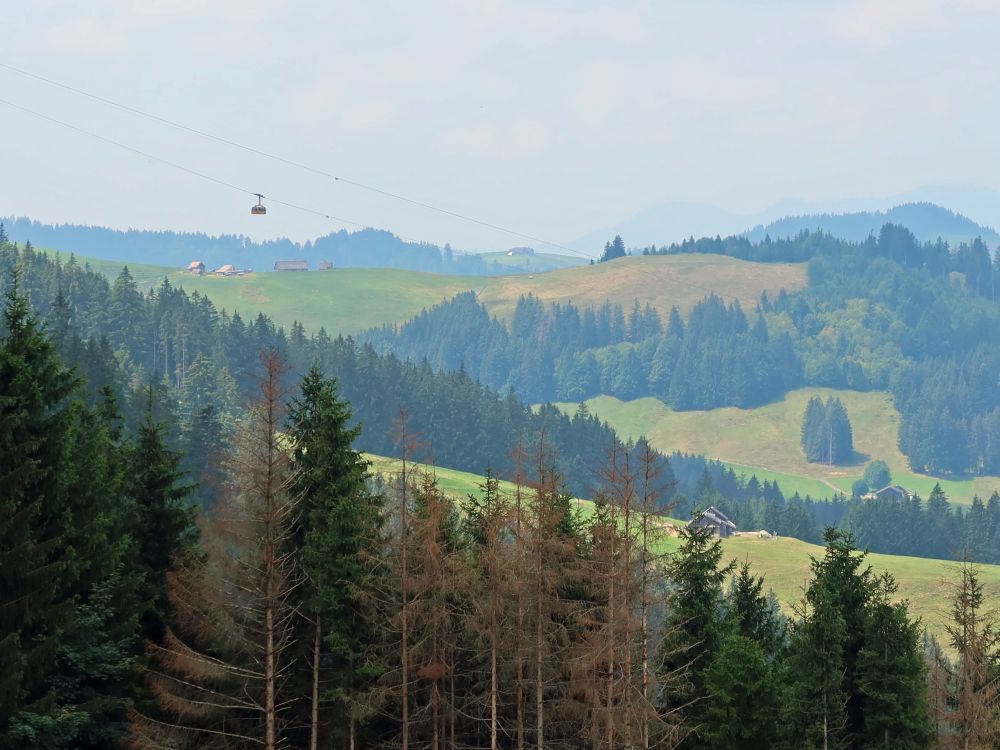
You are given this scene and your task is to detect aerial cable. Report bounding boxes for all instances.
[0,60,592,257]
[0,95,369,229]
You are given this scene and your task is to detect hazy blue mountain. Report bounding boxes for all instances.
[567,202,758,253]
[571,192,1000,253]
[890,185,1000,233]
[744,202,999,245]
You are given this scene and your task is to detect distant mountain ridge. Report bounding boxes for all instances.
[569,191,1000,252]
[744,202,1000,245]
[0,217,516,276]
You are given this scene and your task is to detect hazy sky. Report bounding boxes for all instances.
[2,0,1000,252]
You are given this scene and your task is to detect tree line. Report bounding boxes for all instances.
[362,290,799,409]
[0,220,521,276]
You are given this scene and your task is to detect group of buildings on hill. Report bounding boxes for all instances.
[185,259,333,276]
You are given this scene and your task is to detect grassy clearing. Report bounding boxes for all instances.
[475,254,807,321]
[162,268,479,336]
[49,249,806,336]
[366,453,999,643]
[719,534,995,642]
[558,389,1000,505]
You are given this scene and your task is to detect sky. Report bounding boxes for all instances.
[2,0,1000,253]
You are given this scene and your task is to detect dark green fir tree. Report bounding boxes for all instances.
[286,364,384,748]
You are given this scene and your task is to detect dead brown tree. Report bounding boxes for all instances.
[939,561,1000,749]
[128,349,303,750]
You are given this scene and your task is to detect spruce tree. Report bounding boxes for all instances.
[827,397,854,464]
[286,364,383,749]
[0,279,148,747]
[725,560,786,658]
[802,396,825,462]
[941,561,1000,747]
[126,398,197,641]
[802,398,854,464]
[782,584,849,749]
[599,235,627,263]
[702,635,780,750]
[855,573,932,749]
[0,278,82,746]
[657,525,735,735]
[782,529,929,750]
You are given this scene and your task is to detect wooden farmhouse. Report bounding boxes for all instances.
[186,260,205,276]
[689,506,737,538]
[863,485,915,502]
[274,259,309,272]
[317,260,333,270]
[214,264,238,276]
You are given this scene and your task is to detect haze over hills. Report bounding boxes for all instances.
[570,192,1000,251]
[7,190,999,274]
[744,202,1000,245]
[0,218,526,276]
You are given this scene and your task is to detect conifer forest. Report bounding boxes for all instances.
[6,5,1000,747]
[4,225,1000,749]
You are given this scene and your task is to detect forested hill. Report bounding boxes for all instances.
[367,224,1000,479]
[743,201,1000,244]
[0,232,776,507]
[1,217,519,275]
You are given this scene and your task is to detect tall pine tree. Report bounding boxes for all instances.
[286,364,384,750]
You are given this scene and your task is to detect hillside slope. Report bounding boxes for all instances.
[51,251,807,336]
[474,254,805,321]
[366,453,999,644]
[556,389,1000,504]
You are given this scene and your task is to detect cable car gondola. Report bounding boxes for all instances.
[251,193,266,215]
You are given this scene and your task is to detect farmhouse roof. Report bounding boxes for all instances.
[274,259,309,271]
[873,485,915,499]
[691,506,736,530]
[187,260,205,270]
[215,264,236,274]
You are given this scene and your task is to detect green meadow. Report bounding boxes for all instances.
[48,250,806,336]
[557,389,1000,505]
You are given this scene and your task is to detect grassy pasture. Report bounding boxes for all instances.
[49,250,806,336]
[474,254,806,322]
[556,389,1000,505]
